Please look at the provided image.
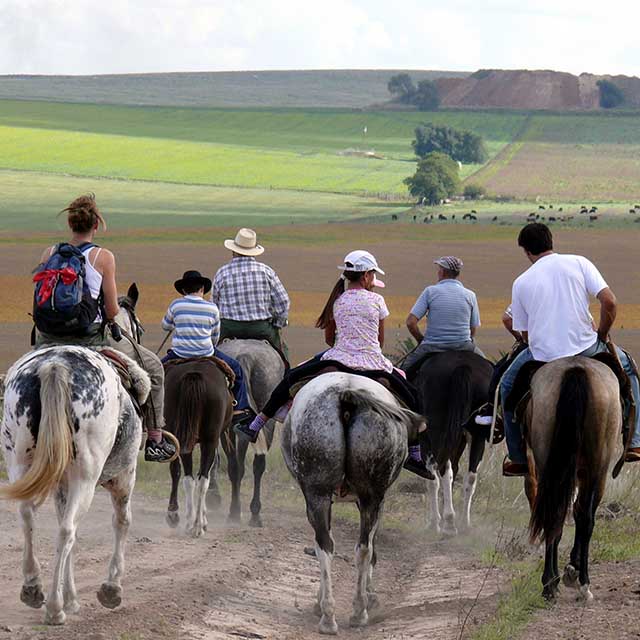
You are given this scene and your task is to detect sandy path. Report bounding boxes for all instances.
[0,488,502,640]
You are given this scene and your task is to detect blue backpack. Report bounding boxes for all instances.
[33,242,102,336]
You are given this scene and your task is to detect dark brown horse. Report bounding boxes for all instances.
[413,351,493,535]
[525,357,621,601]
[164,360,233,536]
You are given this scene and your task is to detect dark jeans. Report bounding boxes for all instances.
[261,358,419,417]
[162,349,250,411]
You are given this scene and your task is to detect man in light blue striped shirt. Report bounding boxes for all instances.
[403,256,484,377]
[161,270,253,426]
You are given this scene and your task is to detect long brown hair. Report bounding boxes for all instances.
[60,193,107,233]
[315,271,364,330]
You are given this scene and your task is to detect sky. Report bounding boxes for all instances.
[1,0,638,76]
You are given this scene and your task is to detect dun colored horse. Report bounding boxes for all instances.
[525,357,621,601]
[412,351,493,534]
[164,360,233,536]
[281,373,423,635]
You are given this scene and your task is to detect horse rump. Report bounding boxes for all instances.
[529,366,589,543]
[172,371,207,453]
[0,361,74,504]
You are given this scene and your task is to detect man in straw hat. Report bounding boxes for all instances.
[402,255,484,378]
[212,228,290,360]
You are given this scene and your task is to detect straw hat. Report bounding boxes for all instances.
[224,228,264,256]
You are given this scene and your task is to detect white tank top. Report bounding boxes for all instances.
[81,246,103,300]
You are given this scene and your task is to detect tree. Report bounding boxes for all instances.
[597,80,624,109]
[463,184,487,199]
[414,79,440,111]
[404,152,461,205]
[387,73,416,104]
[412,123,487,163]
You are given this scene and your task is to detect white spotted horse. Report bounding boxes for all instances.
[281,373,423,635]
[0,344,149,626]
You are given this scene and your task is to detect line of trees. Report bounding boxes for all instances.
[412,123,487,164]
[597,80,624,109]
[387,73,440,111]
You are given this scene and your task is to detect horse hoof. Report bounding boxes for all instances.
[97,583,122,609]
[249,515,263,528]
[542,587,558,603]
[44,610,66,626]
[577,585,594,603]
[64,600,81,614]
[367,593,380,610]
[21,584,45,609]
[192,526,204,539]
[318,615,338,635]
[313,602,322,617]
[563,564,579,588]
[166,510,180,528]
[227,513,242,525]
[349,611,369,627]
[441,526,458,538]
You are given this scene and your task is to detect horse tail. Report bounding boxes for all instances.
[529,366,588,544]
[0,361,74,504]
[442,365,473,459]
[174,372,206,453]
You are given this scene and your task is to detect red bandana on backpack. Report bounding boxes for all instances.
[33,267,79,306]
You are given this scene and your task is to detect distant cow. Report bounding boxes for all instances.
[629,209,636,214]
[548,216,556,222]
[463,213,471,220]
[538,205,545,210]
[391,214,398,221]
[558,207,563,212]
[469,214,478,221]
[438,214,447,220]
[492,216,498,221]
[549,204,554,209]
[413,215,417,222]
[470,209,477,214]
[423,216,430,223]
[590,215,598,222]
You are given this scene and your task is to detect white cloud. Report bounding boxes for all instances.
[0,0,638,75]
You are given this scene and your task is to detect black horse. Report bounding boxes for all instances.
[413,351,493,535]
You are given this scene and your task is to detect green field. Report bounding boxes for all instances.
[0,69,468,108]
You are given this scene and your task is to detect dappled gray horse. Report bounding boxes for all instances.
[0,346,148,625]
[210,338,285,526]
[281,373,423,635]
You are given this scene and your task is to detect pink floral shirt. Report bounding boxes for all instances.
[321,288,392,372]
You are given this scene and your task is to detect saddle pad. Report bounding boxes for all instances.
[163,355,235,389]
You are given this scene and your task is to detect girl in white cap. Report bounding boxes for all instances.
[236,250,433,479]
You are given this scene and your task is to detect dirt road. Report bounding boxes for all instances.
[0,488,504,640]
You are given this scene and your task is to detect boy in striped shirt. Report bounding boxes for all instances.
[161,270,254,428]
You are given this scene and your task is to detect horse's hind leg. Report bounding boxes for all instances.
[45,479,96,625]
[542,536,561,601]
[206,449,222,511]
[574,486,598,602]
[305,492,338,636]
[98,464,136,610]
[462,434,485,531]
[249,453,266,528]
[222,433,243,523]
[181,453,196,534]
[166,457,181,528]
[192,441,217,538]
[350,496,383,628]
[426,469,441,533]
[18,499,45,609]
[441,460,457,536]
[53,487,80,615]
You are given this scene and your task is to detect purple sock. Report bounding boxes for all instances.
[409,444,422,462]
[249,414,267,433]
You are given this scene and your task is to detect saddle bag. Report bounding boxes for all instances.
[32,242,101,336]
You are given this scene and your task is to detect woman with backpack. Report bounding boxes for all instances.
[34,194,175,463]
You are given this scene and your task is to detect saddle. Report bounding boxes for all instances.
[220,337,290,371]
[163,355,235,390]
[506,351,632,426]
[98,348,151,417]
[289,368,411,410]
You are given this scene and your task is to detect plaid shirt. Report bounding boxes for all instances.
[212,256,290,328]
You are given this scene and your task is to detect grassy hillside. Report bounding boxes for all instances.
[0,100,523,195]
[0,70,468,109]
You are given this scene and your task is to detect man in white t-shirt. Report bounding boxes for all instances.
[501,223,640,476]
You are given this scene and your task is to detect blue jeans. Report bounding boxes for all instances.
[500,340,640,464]
[162,349,250,411]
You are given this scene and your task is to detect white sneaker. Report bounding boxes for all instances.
[475,414,493,426]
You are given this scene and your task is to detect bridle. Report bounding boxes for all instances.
[117,296,145,345]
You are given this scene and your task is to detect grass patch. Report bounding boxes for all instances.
[471,561,546,640]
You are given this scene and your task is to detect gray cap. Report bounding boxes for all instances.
[434,256,464,272]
